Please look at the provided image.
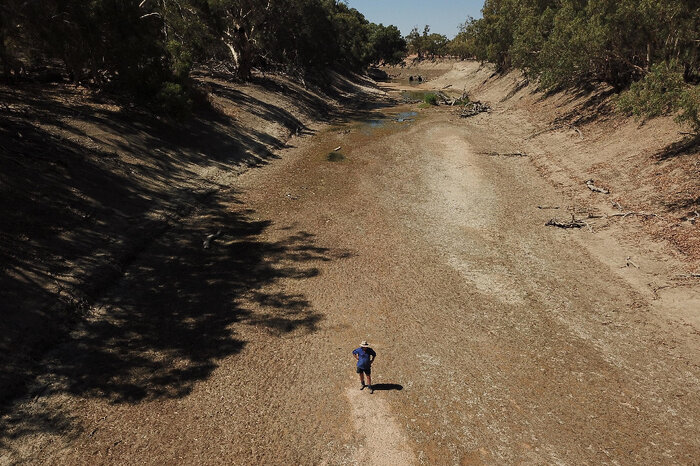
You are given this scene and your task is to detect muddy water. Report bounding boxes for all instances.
[356,110,420,134]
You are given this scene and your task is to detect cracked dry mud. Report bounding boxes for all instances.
[2,78,699,465]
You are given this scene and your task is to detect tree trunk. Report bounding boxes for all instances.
[224,24,253,80]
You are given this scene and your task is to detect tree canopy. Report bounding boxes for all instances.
[450,0,699,129]
[0,0,406,111]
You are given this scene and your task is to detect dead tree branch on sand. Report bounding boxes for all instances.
[623,256,639,268]
[586,179,610,194]
[203,230,222,249]
[479,151,528,157]
[546,210,657,230]
[460,101,490,118]
[546,215,587,229]
[606,211,658,219]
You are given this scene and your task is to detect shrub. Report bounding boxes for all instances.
[423,93,438,105]
[155,82,193,120]
[617,61,699,132]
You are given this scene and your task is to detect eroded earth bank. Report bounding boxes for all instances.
[1,61,699,464]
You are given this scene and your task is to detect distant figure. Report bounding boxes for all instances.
[417,75,423,82]
[409,75,414,82]
[353,341,376,394]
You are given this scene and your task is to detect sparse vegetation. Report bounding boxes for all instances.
[423,93,439,106]
[327,151,346,162]
[617,61,700,132]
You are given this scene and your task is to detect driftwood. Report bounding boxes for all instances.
[436,91,451,105]
[585,179,610,194]
[537,205,560,210]
[546,215,587,229]
[460,101,490,118]
[448,91,470,106]
[605,211,658,219]
[203,230,222,249]
[682,210,699,224]
[479,151,528,157]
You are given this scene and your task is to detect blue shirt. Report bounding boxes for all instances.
[352,347,376,369]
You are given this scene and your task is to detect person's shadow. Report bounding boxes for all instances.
[370,383,403,391]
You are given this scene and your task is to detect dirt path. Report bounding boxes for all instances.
[346,387,416,465]
[2,80,699,464]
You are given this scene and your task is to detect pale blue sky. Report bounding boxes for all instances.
[346,0,485,39]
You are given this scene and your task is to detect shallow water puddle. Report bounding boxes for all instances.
[359,111,418,133]
[395,111,418,122]
[401,90,434,102]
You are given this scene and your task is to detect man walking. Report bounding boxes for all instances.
[352,341,376,394]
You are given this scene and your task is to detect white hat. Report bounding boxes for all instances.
[360,341,370,347]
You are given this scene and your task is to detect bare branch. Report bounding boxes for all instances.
[140,12,161,20]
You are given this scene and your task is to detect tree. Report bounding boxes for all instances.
[424,33,448,58]
[448,17,480,59]
[366,24,406,65]
[205,0,279,80]
[406,27,423,58]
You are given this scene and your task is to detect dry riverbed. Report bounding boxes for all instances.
[2,66,699,464]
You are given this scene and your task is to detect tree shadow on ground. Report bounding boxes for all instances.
[0,76,361,412]
[0,189,352,451]
[654,135,700,162]
[0,70,386,444]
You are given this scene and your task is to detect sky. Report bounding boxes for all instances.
[346,0,485,39]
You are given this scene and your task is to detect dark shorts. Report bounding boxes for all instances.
[356,366,371,375]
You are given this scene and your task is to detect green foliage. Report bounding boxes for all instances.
[406,25,448,60]
[618,61,700,131]
[423,93,439,105]
[366,24,407,65]
[156,82,194,120]
[406,27,423,58]
[0,0,406,110]
[449,0,699,126]
[448,17,480,59]
[457,0,699,86]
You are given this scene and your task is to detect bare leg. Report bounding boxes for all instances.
[366,374,372,390]
[359,372,365,388]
